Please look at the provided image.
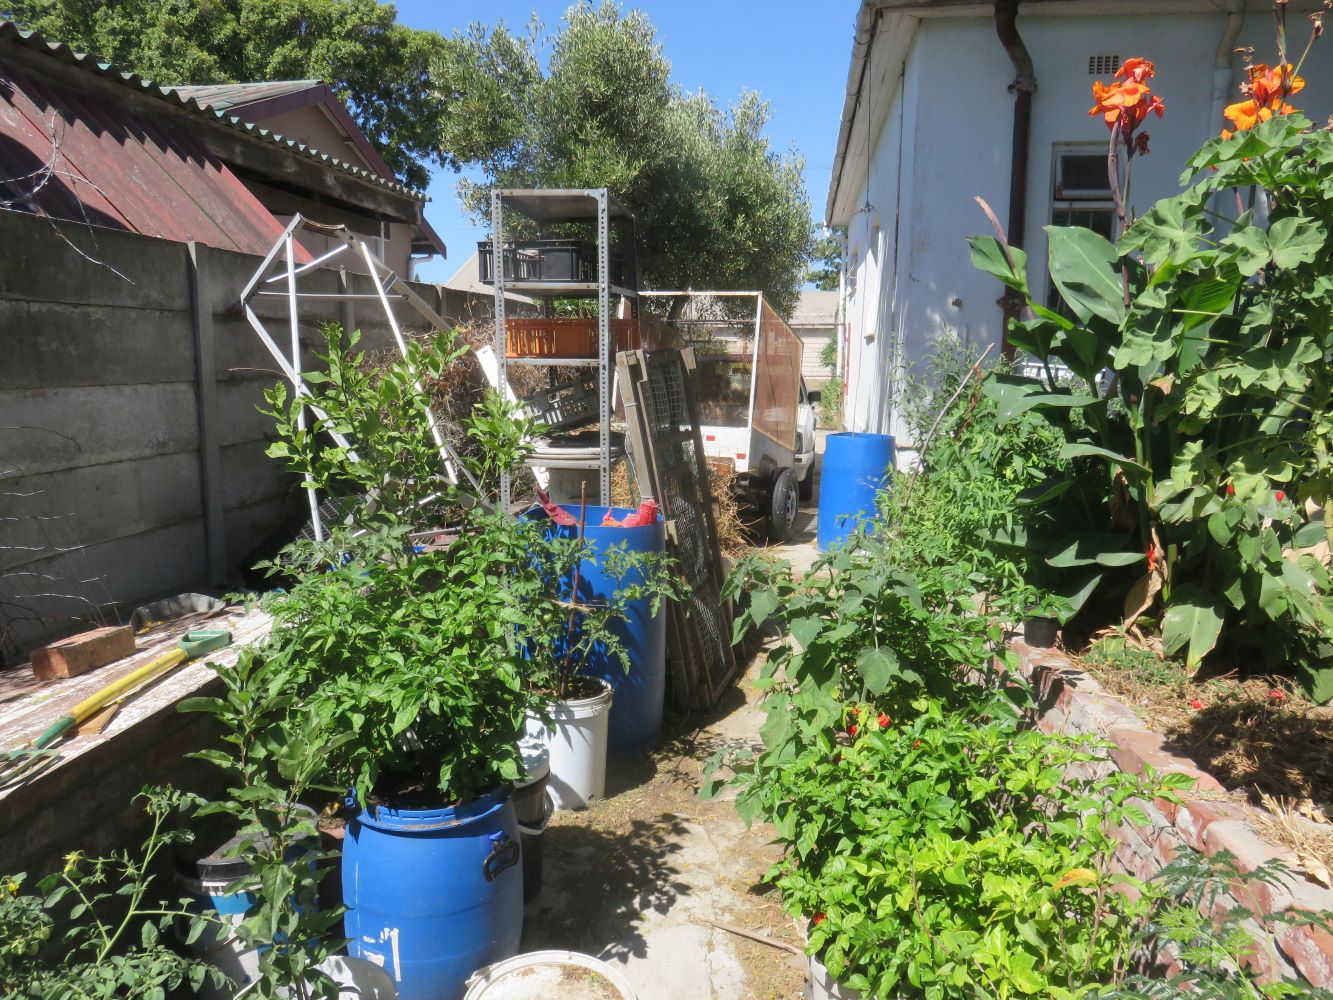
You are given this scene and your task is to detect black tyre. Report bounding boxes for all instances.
[798,468,814,502]
[767,468,798,543]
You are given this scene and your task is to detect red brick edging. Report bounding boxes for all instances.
[1011,640,1333,987]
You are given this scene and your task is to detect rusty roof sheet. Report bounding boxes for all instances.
[0,22,425,201]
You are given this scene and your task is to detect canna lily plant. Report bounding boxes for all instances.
[969,2,1333,701]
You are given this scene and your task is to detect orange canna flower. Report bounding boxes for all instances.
[1222,63,1304,134]
[1089,59,1165,151]
[1116,57,1157,84]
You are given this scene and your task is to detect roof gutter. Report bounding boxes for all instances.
[994,0,1036,358]
[825,3,882,223]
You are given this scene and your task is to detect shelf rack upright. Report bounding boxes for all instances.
[489,188,639,509]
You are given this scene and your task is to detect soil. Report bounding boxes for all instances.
[1077,644,1333,878]
[558,675,609,702]
[474,962,624,999]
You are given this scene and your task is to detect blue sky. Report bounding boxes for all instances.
[389,1,854,282]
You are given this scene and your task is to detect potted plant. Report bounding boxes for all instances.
[519,491,678,810]
[193,326,678,999]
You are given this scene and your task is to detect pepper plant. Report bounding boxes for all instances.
[0,787,229,1000]
[970,24,1333,699]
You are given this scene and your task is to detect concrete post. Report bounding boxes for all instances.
[187,242,227,585]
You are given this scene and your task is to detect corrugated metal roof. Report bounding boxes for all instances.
[172,80,322,111]
[0,21,424,201]
[0,47,303,256]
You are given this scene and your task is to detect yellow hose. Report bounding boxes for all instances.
[69,647,186,724]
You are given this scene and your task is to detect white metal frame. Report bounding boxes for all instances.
[238,214,477,540]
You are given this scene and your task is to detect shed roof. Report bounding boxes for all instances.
[790,289,838,328]
[0,38,293,255]
[171,80,323,111]
[0,22,425,208]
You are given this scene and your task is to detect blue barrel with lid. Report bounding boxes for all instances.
[343,787,523,1000]
[817,433,896,552]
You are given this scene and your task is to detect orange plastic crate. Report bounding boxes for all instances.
[505,318,643,358]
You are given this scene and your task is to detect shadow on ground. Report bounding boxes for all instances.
[522,814,691,962]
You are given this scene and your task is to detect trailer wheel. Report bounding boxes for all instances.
[767,468,799,542]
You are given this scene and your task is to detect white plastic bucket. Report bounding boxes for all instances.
[525,679,613,810]
[807,952,862,1000]
[463,950,637,999]
[235,956,399,998]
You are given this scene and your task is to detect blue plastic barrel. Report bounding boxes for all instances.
[532,504,668,755]
[817,433,896,552]
[343,787,523,1000]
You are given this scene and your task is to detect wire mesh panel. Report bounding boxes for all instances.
[617,347,737,710]
[753,299,801,452]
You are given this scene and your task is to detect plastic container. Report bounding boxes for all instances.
[464,950,638,999]
[536,504,668,755]
[343,788,523,1000]
[816,433,896,552]
[477,240,627,287]
[525,677,613,810]
[513,742,553,902]
[807,953,861,1000]
[528,435,627,507]
[174,806,318,1000]
[504,318,642,359]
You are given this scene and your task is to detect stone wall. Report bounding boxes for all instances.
[1016,640,1333,988]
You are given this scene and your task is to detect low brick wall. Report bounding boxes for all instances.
[1014,640,1333,988]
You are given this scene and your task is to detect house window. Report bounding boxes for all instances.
[1047,145,1116,314]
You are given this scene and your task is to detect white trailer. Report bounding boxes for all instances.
[641,291,817,542]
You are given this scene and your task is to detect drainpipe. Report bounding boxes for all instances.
[994,0,1036,360]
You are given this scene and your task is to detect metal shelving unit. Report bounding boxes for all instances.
[489,188,639,508]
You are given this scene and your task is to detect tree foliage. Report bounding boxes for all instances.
[1,0,503,190]
[6,0,815,312]
[459,2,814,316]
[808,231,843,291]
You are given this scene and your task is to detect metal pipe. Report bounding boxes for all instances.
[994,0,1037,360]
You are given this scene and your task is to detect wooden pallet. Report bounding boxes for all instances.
[617,348,738,710]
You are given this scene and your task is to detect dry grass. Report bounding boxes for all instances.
[1079,640,1333,880]
[1252,793,1333,888]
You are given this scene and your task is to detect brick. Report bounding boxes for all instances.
[1277,923,1333,988]
[31,625,135,680]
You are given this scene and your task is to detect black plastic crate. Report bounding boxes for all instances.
[478,240,628,287]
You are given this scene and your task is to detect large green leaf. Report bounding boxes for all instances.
[967,236,1029,295]
[1047,534,1142,569]
[1267,215,1326,270]
[1161,584,1225,669]
[1045,226,1126,325]
[1057,442,1148,473]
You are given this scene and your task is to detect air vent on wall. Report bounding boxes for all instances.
[1088,54,1121,76]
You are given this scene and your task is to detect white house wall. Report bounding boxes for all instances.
[838,5,1333,448]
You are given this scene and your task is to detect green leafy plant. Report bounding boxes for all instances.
[1106,849,1333,999]
[0,787,228,1000]
[970,28,1333,699]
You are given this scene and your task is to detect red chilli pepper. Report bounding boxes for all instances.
[1189,698,1205,710]
[1226,484,1235,496]
[1275,490,1286,502]
[1268,688,1287,702]
[813,913,826,926]
[877,713,891,729]
[847,723,858,736]
[913,740,922,749]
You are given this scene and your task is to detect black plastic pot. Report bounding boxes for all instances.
[478,240,627,286]
[1023,616,1059,648]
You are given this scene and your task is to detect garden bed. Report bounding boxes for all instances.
[1017,639,1333,988]
[1076,639,1333,869]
